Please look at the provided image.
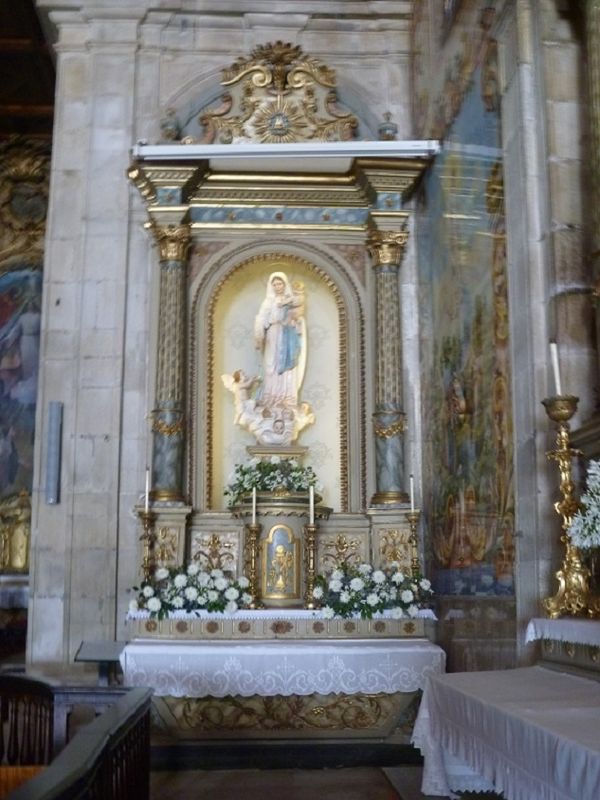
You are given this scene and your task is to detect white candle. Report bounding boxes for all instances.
[550,342,562,396]
[309,485,315,525]
[144,468,150,513]
[409,474,415,512]
[252,487,257,525]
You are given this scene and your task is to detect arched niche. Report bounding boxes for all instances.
[189,244,367,515]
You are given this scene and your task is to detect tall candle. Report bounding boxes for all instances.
[409,474,415,512]
[550,342,562,396]
[252,487,257,525]
[144,467,150,513]
[309,485,315,525]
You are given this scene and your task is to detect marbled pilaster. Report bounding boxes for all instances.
[367,228,408,505]
[148,223,191,502]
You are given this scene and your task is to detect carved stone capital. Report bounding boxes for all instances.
[366,229,409,268]
[147,221,192,262]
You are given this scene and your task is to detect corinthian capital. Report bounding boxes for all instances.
[366,228,409,268]
[146,221,192,262]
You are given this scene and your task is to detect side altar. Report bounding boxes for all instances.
[124,44,442,743]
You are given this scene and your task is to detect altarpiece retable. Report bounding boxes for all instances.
[128,43,436,603]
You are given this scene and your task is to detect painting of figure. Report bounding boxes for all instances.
[0,267,42,497]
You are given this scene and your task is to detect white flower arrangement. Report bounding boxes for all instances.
[568,459,600,550]
[130,564,252,619]
[313,562,434,619]
[224,456,320,506]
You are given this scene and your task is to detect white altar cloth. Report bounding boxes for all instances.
[120,638,445,698]
[412,665,600,800]
[526,617,600,647]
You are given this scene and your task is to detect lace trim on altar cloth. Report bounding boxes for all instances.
[525,617,600,647]
[127,608,438,621]
[413,667,600,800]
[413,705,576,800]
[121,638,445,697]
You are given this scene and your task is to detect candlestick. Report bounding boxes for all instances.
[144,467,150,514]
[550,342,562,396]
[405,510,422,579]
[252,487,257,525]
[541,394,597,618]
[303,523,318,608]
[244,522,263,609]
[409,474,415,512]
[309,485,315,524]
[138,509,156,581]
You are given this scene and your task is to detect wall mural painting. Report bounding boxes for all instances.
[0,139,48,500]
[0,269,41,497]
[418,63,514,598]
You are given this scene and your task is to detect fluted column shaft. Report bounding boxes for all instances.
[585,1,600,373]
[149,223,191,501]
[367,228,409,505]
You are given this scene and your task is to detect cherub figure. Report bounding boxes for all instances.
[221,369,261,424]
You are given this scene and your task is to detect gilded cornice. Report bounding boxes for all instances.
[128,163,207,207]
[354,158,430,201]
[366,228,409,267]
[128,157,429,227]
[146,220,192,262]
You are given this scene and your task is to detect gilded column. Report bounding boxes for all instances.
[367,227,409,505]
[585,0,600,373]
[148,222,191,502]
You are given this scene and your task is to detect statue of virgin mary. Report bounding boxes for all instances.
[222,270,314,445]
[253,271,307,410]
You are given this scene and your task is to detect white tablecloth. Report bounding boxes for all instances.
[412,666,600,800]
[120,638,445,697]
[526,617,600,647]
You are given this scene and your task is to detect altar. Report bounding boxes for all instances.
[413,619,600,800]
[121,623,445,742]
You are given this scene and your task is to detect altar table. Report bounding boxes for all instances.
[526,616,600,647]
[120,638,445,697]
[412,665,600,800]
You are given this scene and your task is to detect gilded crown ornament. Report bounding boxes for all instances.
[200,42,357,145]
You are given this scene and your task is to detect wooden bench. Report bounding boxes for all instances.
[9,687,152,800]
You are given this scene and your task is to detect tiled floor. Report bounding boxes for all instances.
[151,767,402,799]
[150,766,446,800]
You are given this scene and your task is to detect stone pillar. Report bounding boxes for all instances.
[148,222,191,502]
[367,228,409,505]
[585,0,600,376]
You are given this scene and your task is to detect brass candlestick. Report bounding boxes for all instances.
[541,395,592,618]
[138,510,157,581]
[303,523,318,609]
[244,522,263,609]
[405,510,422,578]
